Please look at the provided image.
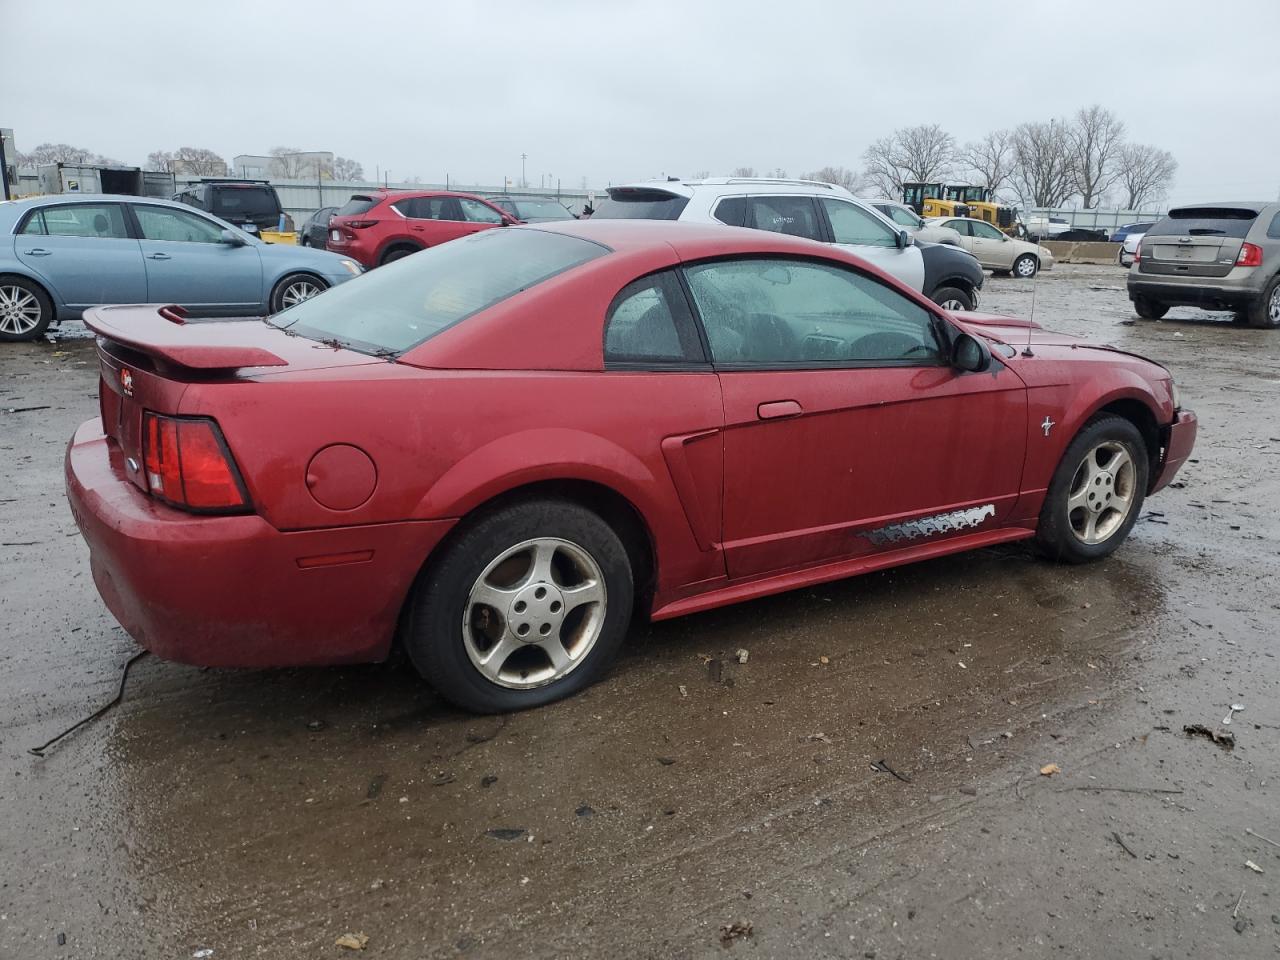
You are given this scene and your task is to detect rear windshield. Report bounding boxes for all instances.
[268,228,608,355]
[593,190,689,221]
[1148,207,1258,238]
[212,186,280,218]
[514,200,574,220]
[337,195,381,216]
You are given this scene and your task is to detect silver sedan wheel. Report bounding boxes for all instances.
[1067,440,1137,544]
[1270,285,1280,323]
[0,284,43,336]
[1015,256,1038,278]
[462,537,607,689]
[280,279,324,308]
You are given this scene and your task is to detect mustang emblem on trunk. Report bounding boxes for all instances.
[120,369,134,397]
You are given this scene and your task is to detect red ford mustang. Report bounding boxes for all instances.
[66,220,1197,713]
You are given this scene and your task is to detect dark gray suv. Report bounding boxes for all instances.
[1127,203,1280,328]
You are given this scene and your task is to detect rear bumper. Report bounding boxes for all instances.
[1150,410,1197,494]
[66,419,456,668]
[1128,275,1262,309]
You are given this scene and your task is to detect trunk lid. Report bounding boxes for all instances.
[86,305,382,495]
[1139,206,1258,278]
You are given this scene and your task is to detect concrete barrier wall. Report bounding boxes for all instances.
[1043,240,1121,264]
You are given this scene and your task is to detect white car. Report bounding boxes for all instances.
[1118,231,1146,268]
[595,178,926,293]
[1024,215,1071,241]
[868,199,964,246]
[926,216,1055,278]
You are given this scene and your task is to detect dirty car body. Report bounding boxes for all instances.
[65,220,1196,712]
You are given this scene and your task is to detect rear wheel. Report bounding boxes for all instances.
[929,285,974,312]
[269,273,328,314]
[1013,254,1038,279]
[0,275,53,342]
[1132,297,1169,320]
[380,245,419,266]
[405,499,634,713]
[1036,415,1148,564]
[1244,276,1280,329]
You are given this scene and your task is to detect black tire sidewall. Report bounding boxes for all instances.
[930,285,974,311]
[406,499,634,713]
[380,247,417,266]
[1036,415,1149,563]
[269,273,327,314]
[0,275,54,342]
[1132,296,1168,320]
[1246,276,1280,329]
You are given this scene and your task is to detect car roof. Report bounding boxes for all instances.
[609,177,853,200]
[3,193,195,209]
[1166,202,1269,215]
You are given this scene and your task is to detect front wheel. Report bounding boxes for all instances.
[1244,276,1280,329]
[0,275,54,342]
[1035,415,1148,564]
[1013,254,1039,279]
[929,285,974,312]
[1132,297,1169,320]
[405,499,634,713]
[269,273,328,313]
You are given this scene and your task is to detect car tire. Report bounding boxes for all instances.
[1244,276,1280,329]
[269,273,328,314]
[1013,254,1038,279]
[404,499,634,713]
[299,234,310,247]
[0,274,54,342]
[1132,297,1169,320]
[380,246,419,267]
[1035,414,1149,564]
[929,285,974,312]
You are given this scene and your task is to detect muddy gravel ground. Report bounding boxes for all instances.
[2,264,1279,959]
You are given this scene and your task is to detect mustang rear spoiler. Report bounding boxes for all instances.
[82,305,288,369]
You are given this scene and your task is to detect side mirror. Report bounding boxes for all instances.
[950,331,992,373]
[896,229,913,249]
[219,228,248,246]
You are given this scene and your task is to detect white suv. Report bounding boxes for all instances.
[593,178,984,310]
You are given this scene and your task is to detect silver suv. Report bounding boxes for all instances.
[1127,203,1280,328]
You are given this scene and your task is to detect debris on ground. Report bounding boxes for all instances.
[1111,831,1138,858]
[806,732,832,744]
[819,656,830,665]
[735,648,749,664]
[480,775,498,788]
[678,684,688,698]
[430,772,456,787]
[485,828,528,841]
[1040,763,1061,777]
[335,932,369,950]
[366,774,387,799]
[575,804,594,818]
[192,951,213,959]
[719,920,753,943]
[1245,859,1264,873]
[306,719,326,731]
[1222,703,1245,725]
[1183,724,1235,750]
[870,759,912,783]
[657,756,677,766]
[1246,827,1280,848]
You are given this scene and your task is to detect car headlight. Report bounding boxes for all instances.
[1170,380,1181,411]
[339,259,363,276]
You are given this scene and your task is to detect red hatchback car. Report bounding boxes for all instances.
[67,220,1196,713]
[326,189,515,268]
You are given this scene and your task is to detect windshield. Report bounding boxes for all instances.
[268,228,608,354]
[212,186,279,219]
[593,190,689,220]
[511,200,573,220]
[884,205,921,228]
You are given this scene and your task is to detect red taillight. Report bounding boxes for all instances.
[1237,242,1263,267]
[142,412,249,513]
[346,220,377,229]
[1133,240,1142,263]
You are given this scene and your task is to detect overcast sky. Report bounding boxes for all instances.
[6,0,1278,207]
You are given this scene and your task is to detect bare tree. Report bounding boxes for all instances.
[332,156,364,181]
[801,166,867,194]
[15,143,95,167]
[767,167,788,179]
[690,170,711,180]
[861,124,955,198]
[1011,121,1075,208]
[269,146,311,178]
[1066,105,1126,208]
[172,147,226,176]
[731,166,757,178]
[1117,143,1177,210]
[959,129,1015,197]
[146,150,174,172]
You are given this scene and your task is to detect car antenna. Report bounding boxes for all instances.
[1022,227,1039,357]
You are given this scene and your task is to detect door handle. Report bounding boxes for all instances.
[146,253,172,260]
[757,400,803,420]
[23,248,51,256]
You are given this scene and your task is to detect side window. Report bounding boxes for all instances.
[821,199,897,247]
[713,197,748,227]
[1268,212,1280,239]
[39,204,130,239]
[400,197,445,220]
[746,196,822,240]
[684,258,942,367]
[19,211,46,235]
[134,206,225,243]
[972,221,1004,240]
[946,220,971,236]
[886,206,920,228]
[458,198,504,224]
[604,271,704,365]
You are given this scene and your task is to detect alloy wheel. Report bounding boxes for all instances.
[1270,285,1280,323]
[940,298,967,311]
[0,285,42,336]
[1067,440,1136,544]
[462,537,607,689]
[281,280,323,308]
